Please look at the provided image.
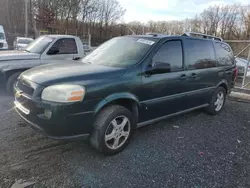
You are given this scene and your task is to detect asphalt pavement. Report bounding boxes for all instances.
[1,89,250,188]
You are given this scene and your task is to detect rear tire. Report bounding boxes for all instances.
[205,86,226,115]
[6,72,21,95]
[89,105,134,155]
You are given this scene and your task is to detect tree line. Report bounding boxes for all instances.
[0,0,127,45]
[0,0,249,45]
[128,4,250,40]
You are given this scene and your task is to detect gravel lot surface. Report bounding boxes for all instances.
[1,89,250,188]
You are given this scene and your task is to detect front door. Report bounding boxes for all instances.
[140,39,189,122]
[41,38,78,63]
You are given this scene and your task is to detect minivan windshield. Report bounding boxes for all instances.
[17,38,33,44]
[25,36,55,54]
[0,33,5,40]
[82,36,158,67]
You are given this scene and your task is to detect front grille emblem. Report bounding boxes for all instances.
[15,90,23,98]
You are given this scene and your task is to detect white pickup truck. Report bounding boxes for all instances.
[0,35,87,93]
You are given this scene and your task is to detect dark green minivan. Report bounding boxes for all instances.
[14,32,237,155]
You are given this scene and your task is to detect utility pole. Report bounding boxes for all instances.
[25,0,28,37]
[88,27,91,47]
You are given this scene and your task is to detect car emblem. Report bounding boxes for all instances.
[15,91,23,98]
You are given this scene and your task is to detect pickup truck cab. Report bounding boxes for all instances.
[14,33,237,155]
[0,35,84,93]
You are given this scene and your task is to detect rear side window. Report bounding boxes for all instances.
[214,42,234,66]
[152,40,183,72]
[184,39,216,69]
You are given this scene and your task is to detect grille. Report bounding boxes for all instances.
[0,43,3,48]
[16,95,29,110]
[17,80,34,96]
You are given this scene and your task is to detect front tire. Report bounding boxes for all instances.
[6,72,21,95]
[205,86,226,115]
[89,105,134,155]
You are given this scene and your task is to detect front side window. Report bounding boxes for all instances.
[0,33,5,40]
[82,36,158,67]
[25,36,55,54]
[215,42,234,66]
[184,39,216,69]
[49,38,78,54]
[152,40,183,72]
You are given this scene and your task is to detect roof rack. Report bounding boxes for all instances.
[182,32,223,41]
[145,32,166,37]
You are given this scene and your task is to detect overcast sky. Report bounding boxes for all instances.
[118,0,249,23]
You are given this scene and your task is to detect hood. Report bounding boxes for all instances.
[0,39,7,43]
[0,50,40,61]
[21,62,126,86]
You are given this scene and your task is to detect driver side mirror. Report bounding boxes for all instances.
[145,62,171,74]
[47,46,59,55]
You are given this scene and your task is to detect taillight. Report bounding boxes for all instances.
[233,67,238,81]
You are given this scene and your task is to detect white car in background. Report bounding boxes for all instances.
[0,25,8,50]
[13,37,34,50]
[235,57,250,78]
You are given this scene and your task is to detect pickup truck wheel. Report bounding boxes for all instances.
[205,87,226,115]
[6,72,21,94]
[89,105,134,155]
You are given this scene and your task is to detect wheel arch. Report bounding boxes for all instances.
[217,80,229,93]
[2,69,27,83]
[94,93,140,126]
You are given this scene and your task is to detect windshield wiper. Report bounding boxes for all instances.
[24,49,30,53]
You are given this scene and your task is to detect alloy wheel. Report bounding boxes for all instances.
[214,91,224,112]
[105,115,131,150]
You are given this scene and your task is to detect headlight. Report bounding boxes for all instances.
[41,85,86,103]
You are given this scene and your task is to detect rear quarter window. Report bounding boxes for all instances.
[214,42,234,66]
[184,39,216,70]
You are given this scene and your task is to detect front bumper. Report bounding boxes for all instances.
[0,47,8,50]
[14,87,99,139]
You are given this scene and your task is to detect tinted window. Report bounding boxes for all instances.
[152,40,183,71]
[184,39,216,69]
[50,38,78,54]
[215,42,234,66]
[0,33,5,40]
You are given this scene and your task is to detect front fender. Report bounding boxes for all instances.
[0,60,40,82]
[94,92,140,114]
[0,68,29,83]
[0,59,40,72]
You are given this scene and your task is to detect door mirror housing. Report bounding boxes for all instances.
[47,47,59,55]
[146,62,171,74]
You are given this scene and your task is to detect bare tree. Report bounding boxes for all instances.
[1,0,250,45]
[190,15,203,33]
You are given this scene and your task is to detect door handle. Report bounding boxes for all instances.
[180,74,186,80]
[191,73,197,78]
